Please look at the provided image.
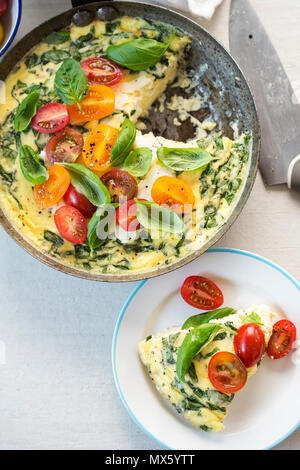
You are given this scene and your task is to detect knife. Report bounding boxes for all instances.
[229,0,300,191]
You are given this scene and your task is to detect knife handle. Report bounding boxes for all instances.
[287,155,300,192]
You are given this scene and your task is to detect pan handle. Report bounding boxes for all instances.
[71,0,113,7]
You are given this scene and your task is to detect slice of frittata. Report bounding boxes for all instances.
[138,305,273,432]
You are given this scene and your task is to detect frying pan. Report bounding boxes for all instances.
[0,1,260,282]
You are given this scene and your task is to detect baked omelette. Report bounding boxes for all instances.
[0,14,250,275]
[138,305,273,432]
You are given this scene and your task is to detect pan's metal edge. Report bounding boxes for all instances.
[0,1,260,282]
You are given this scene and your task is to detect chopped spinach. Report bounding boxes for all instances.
[44,230,64,249]
[0,164,15,184]
[162,337,176,365]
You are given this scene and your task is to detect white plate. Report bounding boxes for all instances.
[112,248,300,450]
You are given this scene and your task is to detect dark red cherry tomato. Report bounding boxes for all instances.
[54,205,87,244]
[267,319,297,360]
[63,184,96,219]
[31,103,69,134]
[234,323,265,368]
[46,127,83,164]
[0,0,8,16]
[81,58,123,86]
[101,169,137,203]
[208,351,247,394]
[181,276,224,310]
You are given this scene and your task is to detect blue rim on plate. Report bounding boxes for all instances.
[0,0,22,57]
[112,247,300,450]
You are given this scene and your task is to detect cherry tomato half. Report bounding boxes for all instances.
[208,351,247,394]
[116,199,147,232]
[63,184,96,219]
[81,58,123,86]
[33,165,70,209]
[82,123,118,172]
[31,103,69,134]
[46,127,84,164]
[67,84,115,124]
[181,276,224,310]
[234,324,265,368]
[54,205,87,244]
[101,170,137,203]
[267,319,297,360]
[151,176,195,214]
[0,0,8,16]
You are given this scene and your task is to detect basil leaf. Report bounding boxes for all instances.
[45,31,70,45]
[124,147,152,177]
[87,206,107,256]
[176,324,223,382]
[239,312,263,326]
[19,145,48,185]
[135,199,184,235]
[157,147,216,172]
[59,163,111,206]
[88,203,118,256]
[14,92,40,132]
[107,37,171,72]
[54,58,88,105]
[110,119,136,166]
[182,308,237,330]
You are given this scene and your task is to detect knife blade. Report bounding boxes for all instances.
[229,0,300,186]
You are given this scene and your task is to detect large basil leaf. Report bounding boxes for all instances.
[59,163,111,206]
[176,324,223,382]
[14,92,40,132]
[45,31,70,45]
[107,37,171,71]
[54,58,88,105]
[124,147,152,177]
[157,147,216,172]
[110,119,136,166]
[19,145,48,185]
[182,308,236,330]
[135,199,184,235]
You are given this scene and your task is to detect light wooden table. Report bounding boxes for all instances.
[0,0,298,450]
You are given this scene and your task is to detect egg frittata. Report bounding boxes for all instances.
[138,305,273,432]
[0,15,250,275]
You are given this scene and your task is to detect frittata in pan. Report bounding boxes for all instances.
[0,15,250,275]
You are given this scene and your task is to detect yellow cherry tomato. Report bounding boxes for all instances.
[151,176,195,214]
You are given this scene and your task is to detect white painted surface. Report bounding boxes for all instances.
[0,0,299,450]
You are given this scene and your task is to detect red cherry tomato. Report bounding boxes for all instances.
[208,351,247,394]
[267,319,297,360]
[181,276,224,310]
[46,127,83,164]
[234,324,265,368]
[54,205,87,245]
[31,103,69,134]
[63,184,96,219]
[116,199,147,232]
[0,0,8,16]
[81,58,123,86]
[101,169,137,203]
